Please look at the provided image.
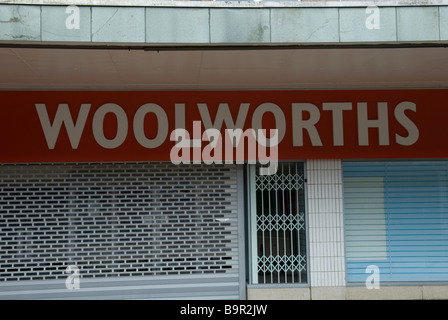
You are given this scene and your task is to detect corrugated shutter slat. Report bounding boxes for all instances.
[343,161,448,283]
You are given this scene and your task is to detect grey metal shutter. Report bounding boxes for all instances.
[0,162,241,299]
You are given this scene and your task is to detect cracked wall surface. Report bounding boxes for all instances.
[0,5,40,41]
[0,4,447,44]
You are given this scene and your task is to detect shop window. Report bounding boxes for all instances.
[343,161,448,283]
[247,162,307,284]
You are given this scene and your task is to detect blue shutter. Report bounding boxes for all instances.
[343,161,448,283]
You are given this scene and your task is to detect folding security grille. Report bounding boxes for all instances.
[0,163,239,289]
[249,162,307,284]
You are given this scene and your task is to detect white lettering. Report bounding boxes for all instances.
[257,129,279,176]
[365,265,380,289]
[35,99,420,155]
[65,265,80,290]
[192,120,202,164]
[65,5,80,30]
[198,102,249,141]
[357,102,389,146]
[180,304,214,318]
[35,103,90,149]
[202,128,223,165]
[169,125,277,175]
[394,101,419,146]
[292,103,323,146]
[92,103,128,149]
[225,128,257,164]
[365,5,380,30]
[133,103,168,149]
[175,103,185,130]
[251,102,285,145]
[322,102,352,146]
[170,128,191,165]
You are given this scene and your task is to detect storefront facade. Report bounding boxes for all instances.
[1,0,448,300]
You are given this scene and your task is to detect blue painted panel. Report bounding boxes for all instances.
[343,161,448,283]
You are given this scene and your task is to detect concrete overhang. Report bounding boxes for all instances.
[1,45,447,90]
[0,1,447,90]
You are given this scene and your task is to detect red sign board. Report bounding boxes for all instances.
[0,90,446,163]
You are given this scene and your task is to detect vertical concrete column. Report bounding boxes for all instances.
[306,159,345,292]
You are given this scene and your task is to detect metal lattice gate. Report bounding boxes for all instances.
[249,162,307,284]
[0,162,242,299]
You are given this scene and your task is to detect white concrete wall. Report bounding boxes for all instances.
[4,0,448,7]
[306,159,346,287]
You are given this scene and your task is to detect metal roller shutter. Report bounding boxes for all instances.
[0,162,241,299]
[343,161,448,283]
